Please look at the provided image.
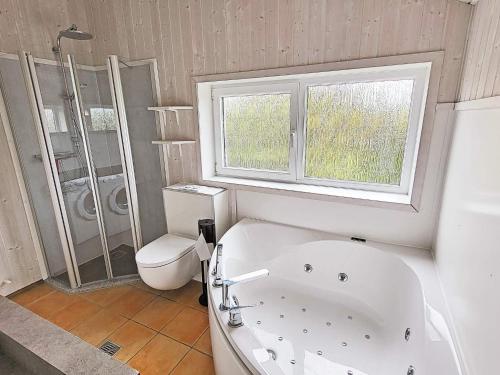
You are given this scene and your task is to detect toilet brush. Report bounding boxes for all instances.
[197,219,216,306]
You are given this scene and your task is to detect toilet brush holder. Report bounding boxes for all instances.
[198,219,216,306]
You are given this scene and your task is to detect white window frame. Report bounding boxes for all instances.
[209,63,430,196]
[212,82,299,182]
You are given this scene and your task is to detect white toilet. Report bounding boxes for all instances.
[135,184,229,290]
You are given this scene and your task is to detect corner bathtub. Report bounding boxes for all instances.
[208,219,463,375]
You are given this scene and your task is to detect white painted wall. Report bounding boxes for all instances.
[236,105,454,249]
[434,103,500,375]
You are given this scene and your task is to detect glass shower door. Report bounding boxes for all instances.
[28,55,111,285]
[75,63,137,278]
[107,56,167,246]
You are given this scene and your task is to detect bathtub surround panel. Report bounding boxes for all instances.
[434,105,500,375]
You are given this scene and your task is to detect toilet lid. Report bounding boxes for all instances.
[136,234,196,268]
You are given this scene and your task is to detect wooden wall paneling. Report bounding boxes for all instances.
[398,0,425,55]
[489,17,500,96]
[360,0,383,59]
[324,0,347,63]
[440,1,472,102]
[419,0,447,51]
[0,0,20,52]
[0,113,42,295]
[483,6,500,97]
[277,0,293,67]
[224,0,239,72]
[141,0,155,59]
[307,0,326,65]
[189,0,205,76]
[169,0,187,103]
[179,0,195,103]
[251,0,266,70]
[292,0,309,66]
[237,1,252,72]
[111,0,130,60]
[459,3,482,100]
[342,0,363,61]
[201,0,216,74]
[157,0,176,103]
[264,0,279,69]
[459,0,500,100]
[213,0,228,73]
[469,0,495,99]
[475,0,500,99]
[377,0,401,57]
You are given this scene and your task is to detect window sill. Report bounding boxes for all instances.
[202,176,416,211]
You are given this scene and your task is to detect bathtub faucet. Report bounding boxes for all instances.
[212,243,223,287]
[227,295,255,328]
[219,268,270,311]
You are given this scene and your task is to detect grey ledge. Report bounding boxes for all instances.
[0,296,138,375]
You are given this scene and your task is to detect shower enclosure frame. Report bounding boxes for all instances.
[16,51,162,288]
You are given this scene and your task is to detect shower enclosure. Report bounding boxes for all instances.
[0,49,166,289]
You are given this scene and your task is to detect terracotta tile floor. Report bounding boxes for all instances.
[8,280,215,375]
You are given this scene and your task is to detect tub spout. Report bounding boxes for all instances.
[219,269,270,311]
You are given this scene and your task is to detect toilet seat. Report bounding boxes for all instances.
[136,234,197,268]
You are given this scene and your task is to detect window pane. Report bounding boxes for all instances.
[90,107,116,131]
[222,94,291,172]
[44,108,57,132]
[305,80,413,185]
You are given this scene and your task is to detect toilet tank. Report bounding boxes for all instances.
[162,184,230,241]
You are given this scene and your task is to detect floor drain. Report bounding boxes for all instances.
[326,321,332,326]
[99,341,120,356]
[365,334,371,340]
[341,342,348,347]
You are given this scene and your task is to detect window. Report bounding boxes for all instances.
[44,106,68,133]
[205,62,431,199]
[88,107,116,131]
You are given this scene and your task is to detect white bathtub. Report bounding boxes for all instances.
[208,219,463,375]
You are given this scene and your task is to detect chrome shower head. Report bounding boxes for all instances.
[57,24,93,41]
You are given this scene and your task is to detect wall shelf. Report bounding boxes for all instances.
[147,106,193,112]
[152,139,196,145]
[148,104,195,187]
